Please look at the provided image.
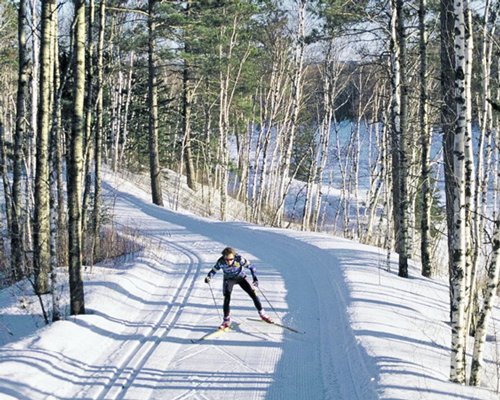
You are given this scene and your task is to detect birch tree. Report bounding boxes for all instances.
[34,0,55,294]
[81,0,96,243]
[469,216,500,385]
[449,0,467,383]
[469,1,500,384]
[419,0,432,277]
[92,0,106,262]
[49,0,61,321]
[68,0,86,315]
[12,0,29,281]
[468,0,500,337]
[461,0,476,350]
[313,49,340,231]
[216,3,253,220]
[273,0,306,227]
[389,0,409,278]
[252,17,290,224]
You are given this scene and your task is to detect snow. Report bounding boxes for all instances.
[0,172,499,399]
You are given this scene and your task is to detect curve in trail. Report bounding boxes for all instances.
[106,184,378,400]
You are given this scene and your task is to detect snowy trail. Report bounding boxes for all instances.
[93,180,377,400]
[78,239,204,399]
[2,174,500,399]
[0,176,378,400]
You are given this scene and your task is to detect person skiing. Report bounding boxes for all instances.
[204,247,272,329]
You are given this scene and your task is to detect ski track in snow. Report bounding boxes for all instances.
[2,173,499,399]
[0,176,379,400]
[83,179,377,400]
[77,238,204,399]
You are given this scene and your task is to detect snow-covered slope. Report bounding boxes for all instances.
[0,172,498,399]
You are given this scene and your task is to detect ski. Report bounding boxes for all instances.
[190,323,234,343]
[246,318,304,334]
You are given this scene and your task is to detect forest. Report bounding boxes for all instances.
[0,0,498,387]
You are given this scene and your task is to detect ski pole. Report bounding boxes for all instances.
[208,281,222,320]
[257,286,280,320]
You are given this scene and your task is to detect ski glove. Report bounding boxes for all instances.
[204,276,211,284]
[253,279,259,287]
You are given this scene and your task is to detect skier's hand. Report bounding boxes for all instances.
[204,276,211,284]
[253,279,259,288]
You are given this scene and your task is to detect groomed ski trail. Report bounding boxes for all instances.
[91,178,377,400]
[0,175,377,400]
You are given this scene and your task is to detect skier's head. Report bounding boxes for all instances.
[222,247,236,264]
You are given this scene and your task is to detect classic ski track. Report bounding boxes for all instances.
[169,371,223,400]
[78,238,203,400]
[213,344,268,374]
[242,319,280,341]
[107,239,203,400]
[171,322,275,400]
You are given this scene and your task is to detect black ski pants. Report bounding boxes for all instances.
[222,276,262,318]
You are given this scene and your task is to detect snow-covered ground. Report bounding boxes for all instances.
[0,172,499,399]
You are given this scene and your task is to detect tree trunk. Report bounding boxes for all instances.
[419,0,432,277]
[92,0,106,263]
[312,46,338,231]
[469,216,500,385]
[389,0,409,277]
[274,0,306,227]
[12,0,29,281]
[81,0,96,248]
[462,0,476,348]
[449,0,467,383]
[0,121,11,270]
[441,0,456,286]
[147,0,164,206]
[68,0,86,315]
[34,0,55,295]
[49,0,61,321]
[469,0,500,338]
[182,0,196,190]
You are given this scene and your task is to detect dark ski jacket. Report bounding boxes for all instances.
[207,254,257,281]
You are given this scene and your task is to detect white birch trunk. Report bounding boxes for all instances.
[469,216,500,385]
[462,1,476,346]
[34,0,55,294]
[68,0,86,315]
[450,0,468,383]
[273,0,306,227]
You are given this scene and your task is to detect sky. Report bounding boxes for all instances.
[0,170,499,399]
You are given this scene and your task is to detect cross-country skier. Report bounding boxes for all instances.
[204,247,272,329]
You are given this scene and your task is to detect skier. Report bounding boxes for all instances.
[204,247,272,329]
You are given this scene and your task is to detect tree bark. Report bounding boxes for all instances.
[34,0,55,295]
[469,216,500,385]
[92,0,106,263]
[49,0,61,321]
[81,0,96,247]
[68,0,87,315]
[182,0,196,190]
[147,0,164,206]
[12,0,29,281]
[449,0,467,383]
[389,0,409,277]
[273,0,306,227]
[419,0,432,277]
